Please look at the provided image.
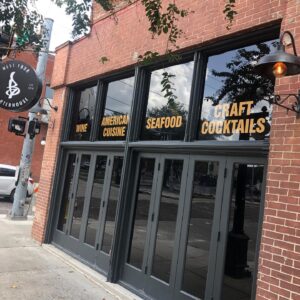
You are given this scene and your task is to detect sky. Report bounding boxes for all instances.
[34,0,73,51]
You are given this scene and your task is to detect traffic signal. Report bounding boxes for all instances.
[28,119,41,139]
[8,118,27,136]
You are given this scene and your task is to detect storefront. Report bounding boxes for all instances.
[32,1,300,300]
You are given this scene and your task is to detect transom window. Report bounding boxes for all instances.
[98,76,135,141]
[70,85,97,141]
[141,61,194,141]
[198,40,277,141]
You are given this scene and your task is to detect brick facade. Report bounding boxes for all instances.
[33,1,300,299]
[0,52,54,181]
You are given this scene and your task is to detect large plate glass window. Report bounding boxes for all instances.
[99,77,135,141]
[199,40,278,141]
[141,61,194,140]
[70,85,97,141]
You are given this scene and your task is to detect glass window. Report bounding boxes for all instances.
[151,159,184,283]
[222,164,264,300]
[0,168,15,177]
[182,161,219,299]
[127,158,156,269]
[99,77,134,141]
[70,155,91,239]
[84,156,108,247]
[199,40,277,141]
[57,154,76,232]
[141,61,194,140]
[101,156,124,254]
[70,85,97,141]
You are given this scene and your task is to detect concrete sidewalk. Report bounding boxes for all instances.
[0,215,141,300]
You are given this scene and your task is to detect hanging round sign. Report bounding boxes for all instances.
[0,60,42,112]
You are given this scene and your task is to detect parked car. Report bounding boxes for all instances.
[0,164,34,201]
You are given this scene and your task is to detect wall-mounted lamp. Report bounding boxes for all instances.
[41,97,58,112]
[255,31,300,78]
[30,103,48,115]
[254,31,300,113]
[41,137,46,146]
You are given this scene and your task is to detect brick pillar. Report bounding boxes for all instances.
[256,1,300,299]
[32,43,71,243]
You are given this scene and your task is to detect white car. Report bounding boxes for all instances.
[0,164,34,201]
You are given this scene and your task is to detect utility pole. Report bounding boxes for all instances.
[10,18,54,219]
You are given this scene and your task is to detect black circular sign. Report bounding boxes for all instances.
[0,60,42,112]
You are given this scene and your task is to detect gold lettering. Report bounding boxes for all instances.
[223,120,231,134]
[170,116,176,128]
[214,105,222,118]
[223,104,230,117]
[201,121,209,134]
[256,118,265,133]
[165,117,170,128]
[231,120,238,133]
[215,121,223,134]
[236,119,244,133]
[244,118,250,133]
[249,119,256,133]
[146,118,151,129]
[176,116,182,127]
[151,118,156,129]
[230,103,238,117]
[244,100,253,115]
[76,123,88,133]
[208,122,215,134]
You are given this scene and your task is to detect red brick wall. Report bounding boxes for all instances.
[32,87,68,242]
[34,1,300,299]
[256,1,300,299]
[0,52,54,181]
[51,0,287,88]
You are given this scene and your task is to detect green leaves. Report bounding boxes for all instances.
[161,71,177,104]
[223,0,237,30]
[99,56,109,64]
[141,0,189,48]
[138,51,160,64]
[52,0,92,37]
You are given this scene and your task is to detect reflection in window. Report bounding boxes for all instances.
[142,62,194,140]
[151,159,183,283]
[199,40,278,141]
[182,161,219,299]
[99,77,134,141]
[127,158,155,269]
[57,154,76,232]
[101,157,124,254]
[222,164,264,300]
[70,155,91,239]
[84,156,107,247]
[70,86,97,141]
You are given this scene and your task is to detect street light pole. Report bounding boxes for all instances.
[10,18,54,219]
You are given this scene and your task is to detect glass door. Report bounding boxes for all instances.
[121,155,266,300]
[175,158,226,300]
[53,151,124,274]
[122,154,226,300]
[95,156,124,270]
[213,159,266,300]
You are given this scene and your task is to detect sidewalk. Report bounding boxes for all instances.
[0,215,141,300]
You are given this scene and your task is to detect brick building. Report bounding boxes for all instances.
[32,1,300,299]
[0,51,54,181]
